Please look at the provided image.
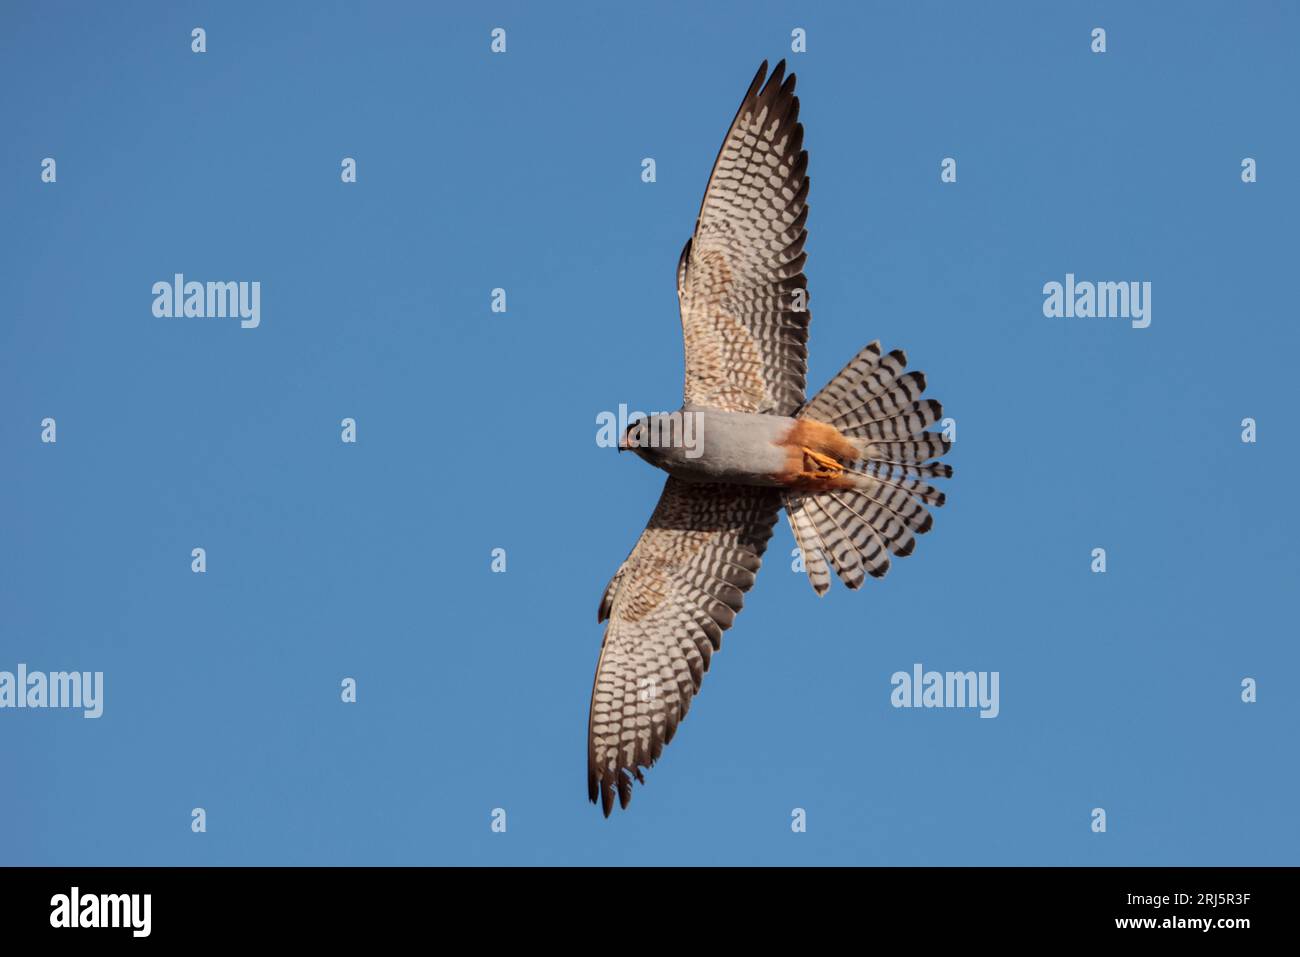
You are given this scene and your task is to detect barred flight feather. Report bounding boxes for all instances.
[784,342,951,592]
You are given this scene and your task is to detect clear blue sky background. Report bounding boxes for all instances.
[2,1,1296,866]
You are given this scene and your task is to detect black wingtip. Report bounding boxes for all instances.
[778,65,797,99]
[767,59,787,94]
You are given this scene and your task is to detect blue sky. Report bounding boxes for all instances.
[2,1,1296,865]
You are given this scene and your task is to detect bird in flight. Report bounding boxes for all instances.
[588,59,952,815]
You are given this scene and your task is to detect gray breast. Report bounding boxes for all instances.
[646,407,793,486]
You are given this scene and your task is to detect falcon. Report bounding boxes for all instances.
[588,59,953,815]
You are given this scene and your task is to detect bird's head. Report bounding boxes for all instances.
[618,412,704,466]
[618,417,652,460]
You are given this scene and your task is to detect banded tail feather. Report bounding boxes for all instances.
[785,341,952,593]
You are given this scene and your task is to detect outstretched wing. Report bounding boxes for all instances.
[588,478,781,815]
[678,59,811,416]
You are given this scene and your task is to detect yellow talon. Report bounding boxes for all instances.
[802,448,844,473]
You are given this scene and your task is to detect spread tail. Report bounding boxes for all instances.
[785,341,952,593]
